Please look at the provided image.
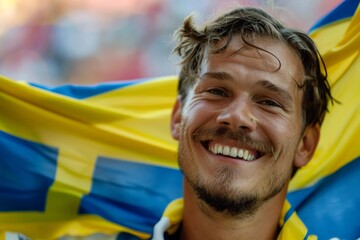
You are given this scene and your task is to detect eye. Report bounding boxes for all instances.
[207,88,227,96]
[258,99,282,108]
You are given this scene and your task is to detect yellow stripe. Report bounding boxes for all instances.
[45,150,97,219]
[162,198,184,234]
[0,75,178,167]
[85,76,178,111]
[0,215,149,239]
[278,212,308,240]
[310,19,352,63]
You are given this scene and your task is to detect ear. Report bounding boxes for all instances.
[294,124,320,168]
[171,97,182,140]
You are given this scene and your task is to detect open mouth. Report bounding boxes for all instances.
[201,141,264,161]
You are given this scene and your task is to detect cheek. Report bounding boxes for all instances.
[182,102,215,128]
[260,111,301,137]
[259,114,302,157]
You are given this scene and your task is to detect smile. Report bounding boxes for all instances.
[203,142,264,161]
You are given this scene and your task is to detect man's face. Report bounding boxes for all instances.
[171,36,319,216]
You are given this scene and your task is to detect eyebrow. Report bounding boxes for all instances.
[256,80,293,102]
[200,71,233,81]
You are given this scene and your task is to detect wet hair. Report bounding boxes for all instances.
[173,7,334,127]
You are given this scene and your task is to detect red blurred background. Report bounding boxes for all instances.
[0,0,342,85]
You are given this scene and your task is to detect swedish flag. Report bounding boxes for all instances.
[0,76,182,239]
[0,0,359,239]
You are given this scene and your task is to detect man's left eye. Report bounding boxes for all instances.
[259,99,282,108]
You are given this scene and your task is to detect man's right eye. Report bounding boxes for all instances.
[207,88,227,96]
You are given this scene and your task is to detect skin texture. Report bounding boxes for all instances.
[171,36,320,240]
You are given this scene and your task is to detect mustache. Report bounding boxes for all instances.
[192,127,275,154]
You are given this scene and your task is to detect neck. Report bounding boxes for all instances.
[180,181,287,240]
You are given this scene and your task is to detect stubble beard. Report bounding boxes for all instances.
[178,127,294,219]
[191,164,262,217]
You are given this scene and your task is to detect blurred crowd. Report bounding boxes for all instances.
[0,0,341,86]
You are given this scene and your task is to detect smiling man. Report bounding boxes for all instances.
[159,6,334,240]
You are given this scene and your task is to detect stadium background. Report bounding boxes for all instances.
[0,0,341,85]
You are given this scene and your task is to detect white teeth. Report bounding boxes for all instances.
[223,146,230,156]
[243,150,249,160]
[238,149,243,158]
[230,147,238,157]
[217,144,223,154]
[211,145,216,153]
[209,144,256,161]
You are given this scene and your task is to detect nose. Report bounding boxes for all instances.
[216,98,257,131]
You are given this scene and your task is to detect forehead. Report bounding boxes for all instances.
[203,35,305,85]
